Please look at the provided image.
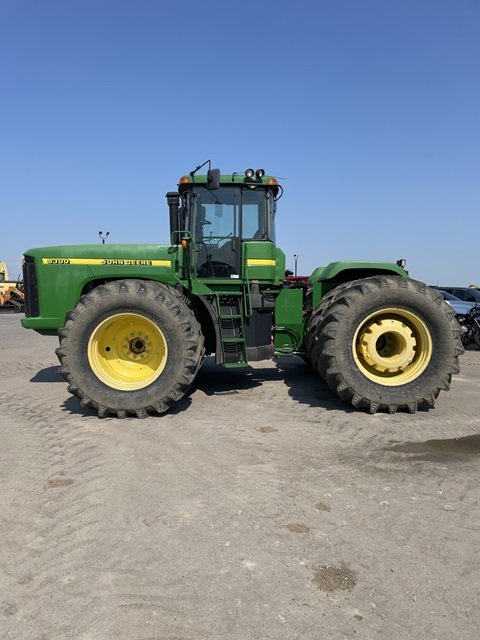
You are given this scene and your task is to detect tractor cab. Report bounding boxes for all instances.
[167,166,280,280]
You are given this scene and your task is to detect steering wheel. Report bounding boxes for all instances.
[202,232,233,248]
[198,261,237,278]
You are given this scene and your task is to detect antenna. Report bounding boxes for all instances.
[190,160,211,177]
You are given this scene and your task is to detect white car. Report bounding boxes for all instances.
[438,287,480,304]
[437,290,477,315]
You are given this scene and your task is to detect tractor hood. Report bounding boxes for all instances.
[22,243,176,333]
[24,243,173,267]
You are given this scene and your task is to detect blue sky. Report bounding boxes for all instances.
[1,0,479,285]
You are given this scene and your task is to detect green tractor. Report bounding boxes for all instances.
[22,163,463,418]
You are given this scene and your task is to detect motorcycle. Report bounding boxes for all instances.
[457,305,480,348]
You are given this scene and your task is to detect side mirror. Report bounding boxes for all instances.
[207,168,220,190]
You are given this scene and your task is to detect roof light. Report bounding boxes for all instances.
[267,177,278,185]
[245,168,255,178]
[179,176,191,184]
[255,169,265,179]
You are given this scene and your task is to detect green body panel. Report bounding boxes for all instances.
[242,242,284,284]
[21,244,176,331]
[309,260,406,283]
[273,288,304,354]
[275,248,286,284]
[309,260,408,309]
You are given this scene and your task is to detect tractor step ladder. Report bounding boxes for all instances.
[215,292,248,368]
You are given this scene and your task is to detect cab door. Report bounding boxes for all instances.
[193,188,241,279]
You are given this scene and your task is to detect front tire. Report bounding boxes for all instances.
[56,280,205,418]
[309,276,464,413]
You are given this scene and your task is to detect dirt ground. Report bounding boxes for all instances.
[1,313,480,640]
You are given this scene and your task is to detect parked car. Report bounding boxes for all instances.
[434,287,480,304]
[435,290,477,316]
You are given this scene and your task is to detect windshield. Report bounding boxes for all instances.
[190,186,274,241]
[439,291,461,301]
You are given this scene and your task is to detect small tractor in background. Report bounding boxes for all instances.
[21,163,463,417]
[0,260,24,313]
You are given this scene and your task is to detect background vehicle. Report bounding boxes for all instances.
[22,164,463,417]
[457,306,480,348]
[433,286,480,304]
[436,290,477,316]
[0,260,25,312]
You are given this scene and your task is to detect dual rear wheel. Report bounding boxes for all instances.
[307,276,463,413]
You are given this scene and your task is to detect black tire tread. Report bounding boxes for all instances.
[305,281,353,367]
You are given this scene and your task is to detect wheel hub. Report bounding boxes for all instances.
[353,308,432,385]
[88,313,168,390]
[357,318,416,373]
[126,333,150,357]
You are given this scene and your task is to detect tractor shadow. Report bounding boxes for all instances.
[193,356,283,396]
[275,356,354,412]
[30,366,64,383]
[194,356,350,412]
[62,396,98,417]
[30,358,349,416]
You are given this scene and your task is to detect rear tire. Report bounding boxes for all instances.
[309,276,464,413]
[305,281,352,366]
[56,280,204,418]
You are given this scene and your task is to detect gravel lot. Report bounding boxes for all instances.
[1,313,480,640]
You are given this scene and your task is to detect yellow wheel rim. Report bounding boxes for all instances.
[87,313,168,390]
[353,308,432,386]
